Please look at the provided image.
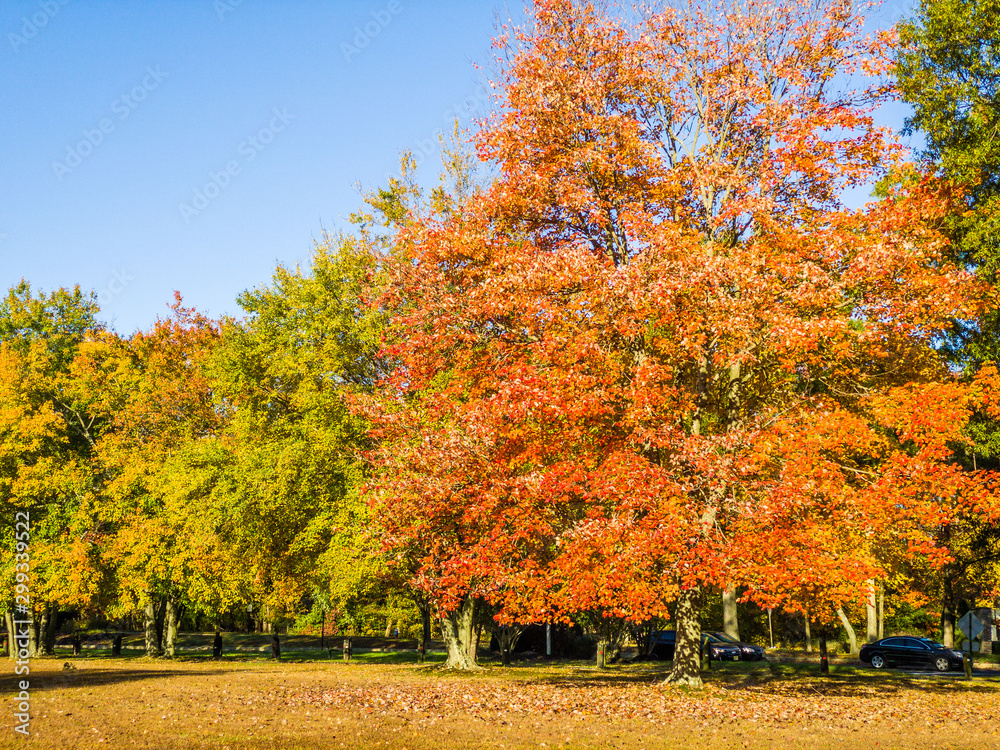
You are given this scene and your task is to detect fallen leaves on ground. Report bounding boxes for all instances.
[288,675,1000,733]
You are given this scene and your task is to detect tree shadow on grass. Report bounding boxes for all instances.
[0,665,231,693]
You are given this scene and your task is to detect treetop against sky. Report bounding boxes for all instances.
[1,0,916,334]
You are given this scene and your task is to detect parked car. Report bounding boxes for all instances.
[859,637,965,672]
[650,631,743,661]
[703,631,767,661]
[649,630,676,660]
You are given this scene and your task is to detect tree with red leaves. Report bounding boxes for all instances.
[366,0,999,681]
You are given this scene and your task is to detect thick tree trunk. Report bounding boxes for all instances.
[419,602,432,645]
[27,608,38,657]
[722,588,739,641]
[32,616,41,657]
[163,594,179,658]
[4,610,15,660]
[42,604,58,655]
[441,596,480,670]
[36,607,49,656]
[154,596,167,653]
[468,619,484,662]
[804,611,812,652]
[836,608,858,654]
[942,578,956,648]
[494,624,524,667]
[144,594,160,656]
[416,599,432,663]
[865,581,878,643]
[664,586,702,687]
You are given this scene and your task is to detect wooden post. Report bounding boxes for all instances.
[271,633,280,660]
[596,641,606,669]
[112,634,122,656]
[213,631,222,659]
[343,637,352,663]
[320,609,325,651]
[72,632,82,656]
[819,634,828,675]
[965,600,974,680]
[878,583,884,640]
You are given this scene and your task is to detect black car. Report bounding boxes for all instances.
[650,631,743,661]
[859,636,964,672]
[703,631,767,661]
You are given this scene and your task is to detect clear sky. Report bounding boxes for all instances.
[2,0,917,334]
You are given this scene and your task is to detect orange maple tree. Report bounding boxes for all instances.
[365,0,999,680]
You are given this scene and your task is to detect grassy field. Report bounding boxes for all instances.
[2,647,999,749]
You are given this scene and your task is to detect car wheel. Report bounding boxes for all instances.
[934,656,950,672]
[870,653,886,669]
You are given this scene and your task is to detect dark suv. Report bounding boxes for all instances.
[859,637,964,672]
[703,631,767,661]
[650,631,743,661]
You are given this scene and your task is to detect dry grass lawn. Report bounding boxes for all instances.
[2,655,999,749]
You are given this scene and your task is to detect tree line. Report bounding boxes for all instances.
[3,0,1000,683]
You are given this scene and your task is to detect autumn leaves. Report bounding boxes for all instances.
[362,0,998,679]
[2,0,998,680]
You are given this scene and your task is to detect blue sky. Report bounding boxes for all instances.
[2,0,917,334]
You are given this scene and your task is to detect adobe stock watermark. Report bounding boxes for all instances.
[97,268,134,308]
[214,0,245,21]
[178,107,295,222]
[341,0,403,63]
[12,511,32,736]
[8,0,71,55]
[52,65,168,182]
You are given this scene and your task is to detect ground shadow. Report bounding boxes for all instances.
[0,664,231,693]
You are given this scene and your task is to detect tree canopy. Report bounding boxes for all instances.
[3,0,1000,680]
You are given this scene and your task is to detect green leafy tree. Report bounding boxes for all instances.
[207,232,390,628]
[0,282,107,656]
[897,0,1000,639]
[898,0,1000,366]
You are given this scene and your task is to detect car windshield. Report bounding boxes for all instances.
[708,632,740,644]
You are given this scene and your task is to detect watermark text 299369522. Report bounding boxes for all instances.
[12,511,31,736]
